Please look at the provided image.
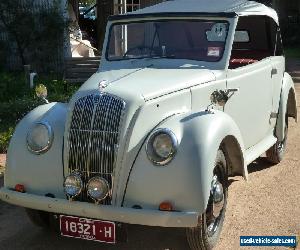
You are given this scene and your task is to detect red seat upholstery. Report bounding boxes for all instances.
[229,50,270,69]
[229,58,258,69]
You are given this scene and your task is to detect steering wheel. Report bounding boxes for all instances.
[123,46,153,58]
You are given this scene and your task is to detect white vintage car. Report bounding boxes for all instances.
[0,0,297,249]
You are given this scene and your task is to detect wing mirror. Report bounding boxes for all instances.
[35,84,49,104]
[210,88,239,107]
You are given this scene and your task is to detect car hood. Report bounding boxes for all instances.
[77,67,216,101]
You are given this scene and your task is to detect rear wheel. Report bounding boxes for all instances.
[186,150,228,250]
[266,115,288,164]
[25,209,50,229]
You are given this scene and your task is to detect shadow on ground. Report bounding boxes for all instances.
[248,157,274,174]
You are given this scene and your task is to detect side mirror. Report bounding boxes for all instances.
[210,88,239,107]
[35,84,49,104]
[210,90,228,107]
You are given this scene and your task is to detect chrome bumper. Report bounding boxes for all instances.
[0,187,199,228]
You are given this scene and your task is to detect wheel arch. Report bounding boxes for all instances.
[221,135,245,177]
[123,110,247,214]
[276,73,297,141]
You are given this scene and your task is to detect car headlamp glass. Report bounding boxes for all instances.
[26,121,53,154]
[146,128,178,166]
[87,176,109,202]
[64,173,83,198]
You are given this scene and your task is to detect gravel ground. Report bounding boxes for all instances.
[0,154,5,177]
[0,86,299,250]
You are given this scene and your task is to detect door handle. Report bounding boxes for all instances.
[271,68,278,77]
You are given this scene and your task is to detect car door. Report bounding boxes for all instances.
[224,15,275,149]
[268,22,285,128]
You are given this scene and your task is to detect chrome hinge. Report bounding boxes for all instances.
[270,112,278,119]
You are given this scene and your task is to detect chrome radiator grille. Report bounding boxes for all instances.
[67,94,125,204]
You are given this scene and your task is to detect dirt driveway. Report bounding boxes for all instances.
[0,87,299,250]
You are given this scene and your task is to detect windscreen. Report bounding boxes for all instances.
[107,20,229,62]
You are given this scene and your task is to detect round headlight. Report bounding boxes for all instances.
[26,121,53,154]
[63,173,83,198]
[87,176,110,202]
[146,128,178,166]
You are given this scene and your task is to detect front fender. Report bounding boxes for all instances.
[276,73,298,141]
[5,102,68,198]
[123,110,246,214]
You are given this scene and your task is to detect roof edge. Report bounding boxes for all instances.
[108,12,238,21]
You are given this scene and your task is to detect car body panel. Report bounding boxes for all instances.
[225,58,274,149]
[5,103,67,198]
[1,0,297,231]
[124,110,247,214]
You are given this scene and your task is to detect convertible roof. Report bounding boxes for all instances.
[109,0,278,24]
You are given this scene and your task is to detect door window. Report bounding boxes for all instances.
[229,16,277,69]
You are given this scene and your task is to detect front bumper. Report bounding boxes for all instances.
[0,187,199,228]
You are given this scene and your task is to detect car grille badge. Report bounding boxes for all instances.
[99,80,109,93]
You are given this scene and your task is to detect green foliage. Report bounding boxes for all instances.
[0,127,14,154]
[0,70,79,153]
[285,47,300,59]
[79,0,96,7]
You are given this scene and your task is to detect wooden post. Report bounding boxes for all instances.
[97,0,114,52]
[24,64,31,87]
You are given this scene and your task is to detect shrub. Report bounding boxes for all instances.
[0,127,14,153]
[0,70,79,153]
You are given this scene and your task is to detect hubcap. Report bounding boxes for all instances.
[207,174,225,237]
[277,124,288,153]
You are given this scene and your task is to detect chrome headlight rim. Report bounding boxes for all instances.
[87,176,110,202]
[26,121,54,154]
[146,128,178,166]
[63,172,83,199]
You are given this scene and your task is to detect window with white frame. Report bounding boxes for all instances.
[115,0,140,14]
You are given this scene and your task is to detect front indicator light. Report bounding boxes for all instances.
[15,184,25,193]
[159,201,173,211]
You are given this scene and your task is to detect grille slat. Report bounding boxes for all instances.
[67,94,125,204]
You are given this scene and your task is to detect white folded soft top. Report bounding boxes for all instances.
[110,0,278,24]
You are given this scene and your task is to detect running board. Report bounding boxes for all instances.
[244,133,277,166]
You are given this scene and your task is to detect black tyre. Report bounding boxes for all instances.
[186,150,228,250]
[25,208,50,229]
[266,116,288,164]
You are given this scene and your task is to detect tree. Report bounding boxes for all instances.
[79,0,96,7]
[0,0,66,71]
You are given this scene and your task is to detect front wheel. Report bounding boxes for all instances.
[266,116,288,164]
[186,150,228,250]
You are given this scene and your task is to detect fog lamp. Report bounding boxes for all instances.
[87,176,109,202]
[63,173,83,198]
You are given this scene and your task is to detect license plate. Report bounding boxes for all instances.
[60,215,116,244]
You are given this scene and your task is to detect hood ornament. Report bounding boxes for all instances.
[98,80,109,92]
